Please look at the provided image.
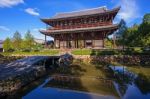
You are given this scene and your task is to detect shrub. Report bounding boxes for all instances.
[22,49,31,52]
[97,50,118,55]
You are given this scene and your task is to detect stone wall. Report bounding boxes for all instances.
[0,66,46,97]
[74,55,150,66]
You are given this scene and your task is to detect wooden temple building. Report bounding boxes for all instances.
[40,6,120,49]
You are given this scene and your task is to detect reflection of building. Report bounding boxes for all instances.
[0,40,4,52]
[40,6,120,49]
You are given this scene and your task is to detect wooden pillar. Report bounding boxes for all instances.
[53,35,56,49]
[84,39,85,48]
[111,16,113,23]
[58,39,60,48]
[113,33,116,49]
[102,32,105,48]
[93,40,95,48]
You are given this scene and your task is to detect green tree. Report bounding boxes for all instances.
[120,13,150,47]
[104,38,113,48]
[3,37,13,52]
[138,21,150,47]
[143,13,150,23]
[24,30,34,50]
[115,19,128,46]
[12,31,22,50]
[116,19,127,38]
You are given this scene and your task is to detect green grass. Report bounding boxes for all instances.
[71,49,92,55]
[71,49,119,55]
[1,49,60,56]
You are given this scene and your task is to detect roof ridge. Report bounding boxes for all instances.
[54,6,107,16]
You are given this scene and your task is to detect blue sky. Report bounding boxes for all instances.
[0,0,150,40]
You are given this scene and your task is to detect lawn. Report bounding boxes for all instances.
[71,48,150,55]
[1,49,60,56]
[71,49,92,55]
[71,49,120,55]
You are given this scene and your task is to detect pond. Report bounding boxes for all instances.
[15,66,149,99]
[109,65,150,99]
[2,59,150,99]
[22,78,116,99]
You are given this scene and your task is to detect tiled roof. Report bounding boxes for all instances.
[40,24,119,34]
[52,6,107,19]
[41,6,120,21]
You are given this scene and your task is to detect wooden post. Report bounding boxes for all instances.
[113,33,116,49]
[102,32,105,48]
[53,35,56,49]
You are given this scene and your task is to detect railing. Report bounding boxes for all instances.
[48,22,112,30]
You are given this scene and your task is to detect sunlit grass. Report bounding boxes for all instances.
[1,49,60,56]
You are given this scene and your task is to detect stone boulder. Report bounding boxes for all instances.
[58,53,73,67]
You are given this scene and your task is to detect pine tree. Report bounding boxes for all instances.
[24,30,34,50]
[12,31,22,50]
[3,37,12,52]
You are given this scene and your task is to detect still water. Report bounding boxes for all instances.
[22,78,115,99]
[18,66,150,99]
[110,66,150,99]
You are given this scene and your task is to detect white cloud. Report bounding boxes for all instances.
[0,26,10,31]
[25,8,40,16]
[0,0,24,8]
[116,0,140,23]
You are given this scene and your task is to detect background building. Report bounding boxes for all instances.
[40,6,120,49]
[0,40,4,52]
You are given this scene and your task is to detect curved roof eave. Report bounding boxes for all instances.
[40,24,119,35]
[41,6,121,24]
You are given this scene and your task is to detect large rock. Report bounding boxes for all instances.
[58,53,73,67]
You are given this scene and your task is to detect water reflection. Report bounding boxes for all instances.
[22,78,116,99]
[110,65,150,99]
[15,65,150,99]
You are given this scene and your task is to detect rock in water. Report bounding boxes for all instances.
[58,53,73,67]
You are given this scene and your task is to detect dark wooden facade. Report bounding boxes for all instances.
[40,6,120,49]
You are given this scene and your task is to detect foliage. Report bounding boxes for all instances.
[143,13,150,23]
[32,43,44,52]
[12,31,22,50]
[104,38,113,48]
[3,37,13,52]
[24,30,34,50]
[115,19,128,46]
[117,14,150,48]
[116,19,128,38]
[3,30,45,53]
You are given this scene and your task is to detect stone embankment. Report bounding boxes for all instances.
[74,55,150,66]
[0,56,51,97]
